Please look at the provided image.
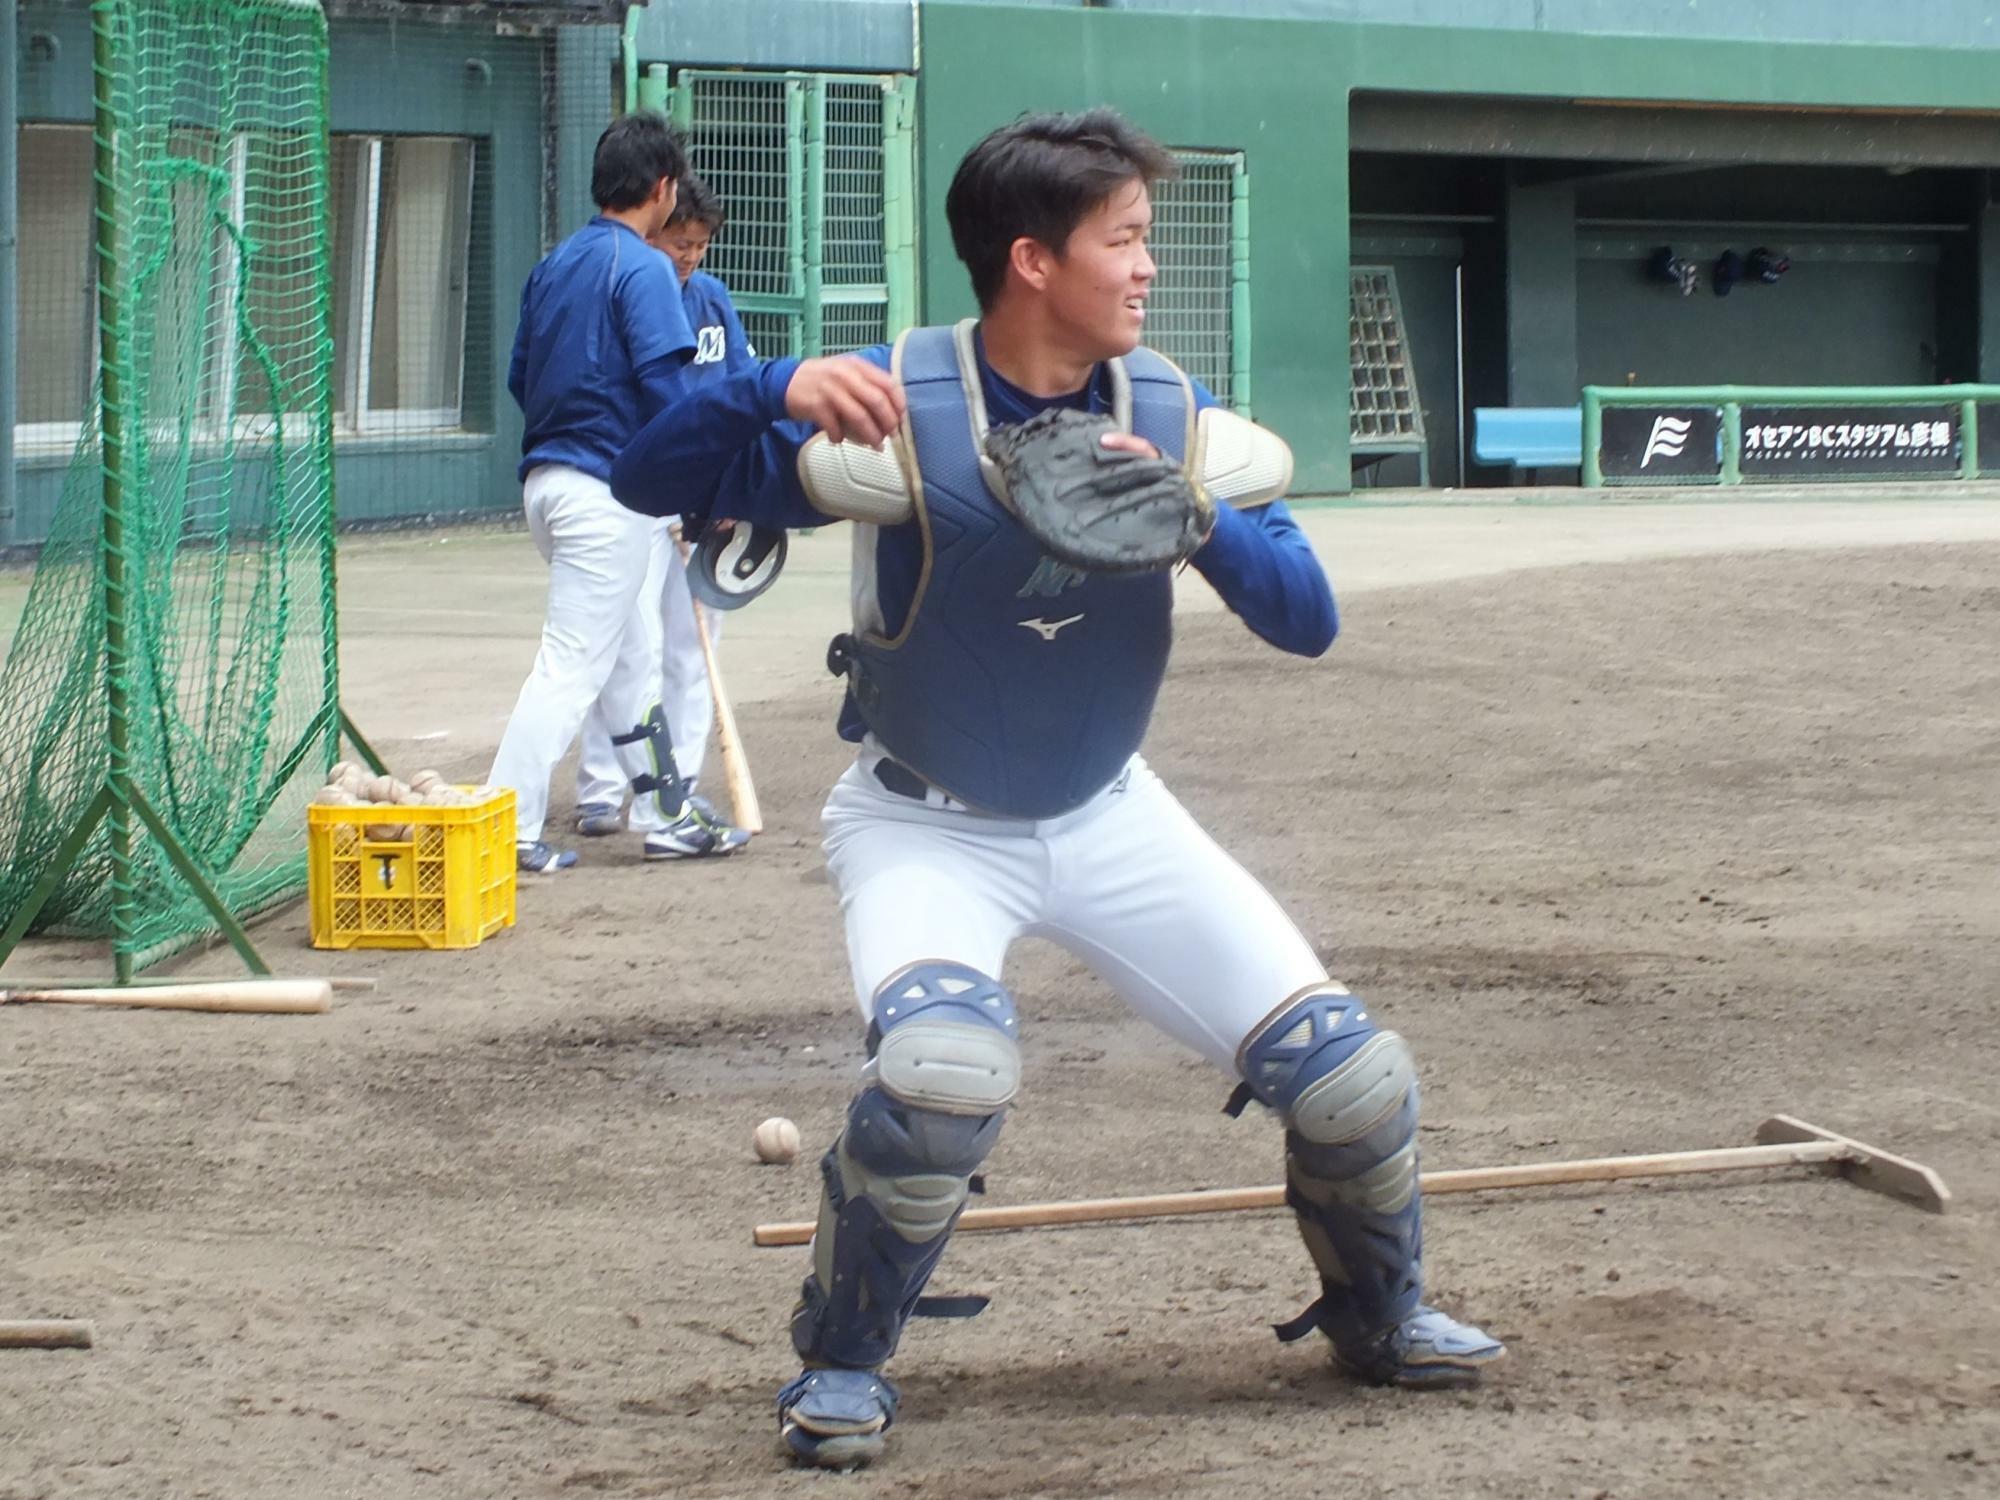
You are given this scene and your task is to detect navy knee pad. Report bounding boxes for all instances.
[792,963,1020,1370]
[1235,985,1424,1348]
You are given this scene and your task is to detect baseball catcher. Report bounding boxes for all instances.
[612,107,1503,1471]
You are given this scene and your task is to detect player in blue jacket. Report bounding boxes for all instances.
[572,176,753,856]
[612,109,1504,1469]
[490,112,713,873]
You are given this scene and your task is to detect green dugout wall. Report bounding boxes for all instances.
[917,3,2000,492]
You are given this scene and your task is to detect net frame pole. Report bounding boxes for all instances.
[1230,156,1253,417]
[792,79,819,357]
[882,74,917,338]
[90,0,138,983]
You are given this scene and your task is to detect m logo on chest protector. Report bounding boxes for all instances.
[694,325,728,365]
[1015,556,1087,599]
[1017,613,1084,642]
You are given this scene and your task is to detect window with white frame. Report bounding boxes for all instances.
[331,134,475,432]
[14,125,96,445]
[11,125,476,446]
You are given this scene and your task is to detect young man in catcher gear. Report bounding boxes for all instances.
[611,108,1503,1469]
[570,175,752,858]
[490,112,719,873]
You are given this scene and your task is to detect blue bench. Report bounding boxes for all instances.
[1473,406,1583,472]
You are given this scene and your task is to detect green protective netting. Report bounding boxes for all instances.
[0,0,338,963]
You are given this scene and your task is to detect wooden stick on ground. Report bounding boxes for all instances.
[0,979,333,1014]
[0,1320,94,1350]
[751,1120,1950,1247]
[1,975,373,993]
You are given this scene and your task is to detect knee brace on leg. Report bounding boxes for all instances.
[1234,984,1424,1348]
[792,962,1021,1370]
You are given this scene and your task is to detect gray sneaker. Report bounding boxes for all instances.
[574,801,624,837]
[642,798,751,860]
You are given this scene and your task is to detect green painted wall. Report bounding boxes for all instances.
[918,6,1355,487]
[920,3,2000,490]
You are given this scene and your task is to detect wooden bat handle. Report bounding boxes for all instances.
[751,1140,1857,1247]
[0,1320,94,1349]
[1,980,333,1014]
[676,537,764,835]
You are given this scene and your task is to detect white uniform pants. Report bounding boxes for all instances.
[487,464,664,844]
[574,519,719,832]
[822,747,1329,1073]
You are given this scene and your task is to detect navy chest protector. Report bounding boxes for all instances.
[837,326,1192,818]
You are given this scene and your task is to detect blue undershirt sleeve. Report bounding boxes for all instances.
[1184,381,1338,657]
[611,346,893,529]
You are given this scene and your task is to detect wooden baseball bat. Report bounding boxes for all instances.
[0,1320,94,1350]
[677,538,764,835]
[751,1137,1880,1247]
[0,979,333,1014]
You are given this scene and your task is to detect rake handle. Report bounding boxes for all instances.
[751,1140,1854,1247]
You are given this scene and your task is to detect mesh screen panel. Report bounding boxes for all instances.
[0,0,337,961]
[1151,150,1244,408]
[670,69,910,358]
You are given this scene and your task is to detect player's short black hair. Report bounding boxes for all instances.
[666,172,727,233]
[592,111,687,212]
[946,108,1178,311]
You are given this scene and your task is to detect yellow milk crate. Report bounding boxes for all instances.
[307,787,517,950]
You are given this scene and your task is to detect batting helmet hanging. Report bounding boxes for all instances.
[688,523,788,611]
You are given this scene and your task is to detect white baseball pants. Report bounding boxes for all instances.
[573,518,719,832]
[487,464,665,844]
[821,747,1331,1073]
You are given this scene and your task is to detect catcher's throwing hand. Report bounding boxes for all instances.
[985,409,1215,574]
[785,356,906,449]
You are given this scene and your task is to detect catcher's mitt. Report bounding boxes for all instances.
[984,409,1213,574]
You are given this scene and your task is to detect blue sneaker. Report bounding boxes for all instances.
[573,801,624,837]
[777,1368,898,1470]
[1334,1305,1506,1389]
[516,840,578,874]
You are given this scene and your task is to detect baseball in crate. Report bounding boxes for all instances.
[613,107,1502,1471]
[306,762,516,951]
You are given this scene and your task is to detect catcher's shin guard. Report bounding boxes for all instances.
[789,962,1021,1372]
[610,704,688,823]
[1230,985,1424,1355]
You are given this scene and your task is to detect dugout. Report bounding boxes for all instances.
[1349,108,2000,488]
[913,2,2000,494]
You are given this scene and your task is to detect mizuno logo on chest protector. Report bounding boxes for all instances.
[1017,614,1084,641]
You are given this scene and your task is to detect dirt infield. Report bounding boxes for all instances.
[3,508,1997,1498]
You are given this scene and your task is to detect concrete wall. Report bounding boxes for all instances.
[632,1,2000,75]
[13,1,2000,542]
[1115,0,2000,50]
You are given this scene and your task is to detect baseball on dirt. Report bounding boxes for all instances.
[753,1117,802,1165]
